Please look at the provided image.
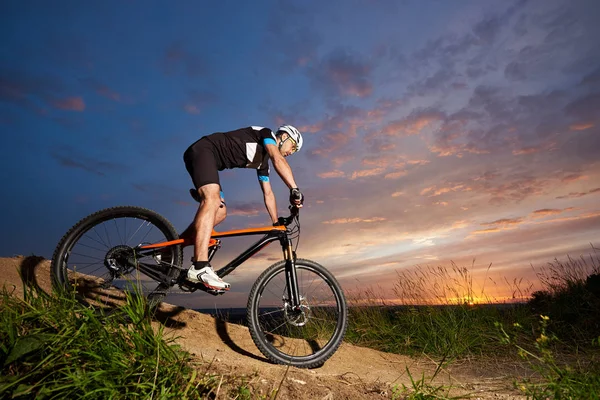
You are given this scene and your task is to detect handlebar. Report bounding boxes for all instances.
[276,205,300,227]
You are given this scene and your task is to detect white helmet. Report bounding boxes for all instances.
[277,125,303,152]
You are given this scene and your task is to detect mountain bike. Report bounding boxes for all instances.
[51,204,348,368]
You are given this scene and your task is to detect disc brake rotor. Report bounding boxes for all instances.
[104,245,137,277]
[284,296,311,327]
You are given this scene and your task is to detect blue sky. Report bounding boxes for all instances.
[2,0,599,308]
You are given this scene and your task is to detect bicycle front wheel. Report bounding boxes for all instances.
[51,206,183,310]
[247,259,348,368]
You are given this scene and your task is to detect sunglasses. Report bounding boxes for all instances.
[281,136,298,154]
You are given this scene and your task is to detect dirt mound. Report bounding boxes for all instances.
[1,256,525,399]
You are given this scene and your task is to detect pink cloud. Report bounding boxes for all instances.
[318,170,345,179]
[350,167,385,180]
[531,208,574,217]
[80,78,121,102]
[381,110,445,137]
[331,154,354,167]
[420,184,470,197]
[228,204,261,217]
[306,50,373,98]
[561,173,587,183]
[322,217,386,224]
[183,104,201,115]
[470,227,502,235]
[555,187,600,199]
[52,96,85,111]
[384,170,407,179]
[534,211,600,225]
[311,131,354,156]
[569,123,594,131]
[481,217,524,226]
[512,146,543,155]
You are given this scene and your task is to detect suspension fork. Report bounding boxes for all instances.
[281,236,301,308]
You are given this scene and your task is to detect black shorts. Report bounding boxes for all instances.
[183,138,220,189]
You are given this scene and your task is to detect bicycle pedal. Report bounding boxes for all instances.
[177,280,198,293]
[206,288,226,296]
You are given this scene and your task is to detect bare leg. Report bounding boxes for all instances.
[179,195,227,245]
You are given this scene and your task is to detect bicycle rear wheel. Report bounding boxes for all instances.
[51,206,183,310]
[247,259,348,368]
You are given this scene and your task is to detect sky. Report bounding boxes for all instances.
[1,0,599,308]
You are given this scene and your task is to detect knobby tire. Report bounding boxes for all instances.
[246,258,348,368]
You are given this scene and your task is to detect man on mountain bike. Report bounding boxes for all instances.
[179,125,305,291]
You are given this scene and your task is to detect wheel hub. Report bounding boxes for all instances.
[104,245,137,276]
[283,296,311,327]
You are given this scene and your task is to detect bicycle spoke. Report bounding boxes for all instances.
[60,213,177,308]
[258,308,285,318]
[252,262,345,363]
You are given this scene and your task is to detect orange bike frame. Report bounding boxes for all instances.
[138,223,300,305]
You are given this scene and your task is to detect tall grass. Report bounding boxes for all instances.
[346,249,600,356]
[529,252,600,346]
[344,261,534,359]
[0,284,218,399]
[345,248,600,397]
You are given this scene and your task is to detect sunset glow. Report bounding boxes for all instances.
[2,0,599,308]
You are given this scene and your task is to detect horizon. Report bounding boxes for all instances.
[2,0,599,309]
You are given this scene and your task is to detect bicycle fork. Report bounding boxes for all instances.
[281,238,301,309]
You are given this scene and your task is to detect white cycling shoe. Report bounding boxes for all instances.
[187,265,230,291]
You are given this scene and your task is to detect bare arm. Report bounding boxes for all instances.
[264,144,298,189]
[259,180,279,224]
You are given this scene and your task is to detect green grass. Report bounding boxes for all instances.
[3,247,599,399]
[0,283,234,399]
[345,248,600,398]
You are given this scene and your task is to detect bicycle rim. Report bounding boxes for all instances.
[248,259,348,368]
[52,206,182,310]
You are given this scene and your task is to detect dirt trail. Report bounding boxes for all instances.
[1,256,527,399]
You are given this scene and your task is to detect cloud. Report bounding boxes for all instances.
[533,210,600,225]
[406,68,459,97]
[79,78,121,102]
[470,215,524,235]
[0,69,68,113]
[322,217,386,225]
[264,2,322,70]
[581,67,600,86]
[564,92,600,125]
[531,208,574,218]
[306,49,373,98]
[380,109,446,137]
[310,130,355,157]
[183,90,218,115]
[569,123,594,131]
[556,187,600,199]
[52,148,127,176]
[561,173,587,183]
[51,96,85,111]
[481,217,524,226]
[318,170,345,179]
[420,184,470,197]
[512,143,556,156]
[384,170,407,179]
[161,43,208,77]
[350,167,385,180]
[227,202,262,217]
